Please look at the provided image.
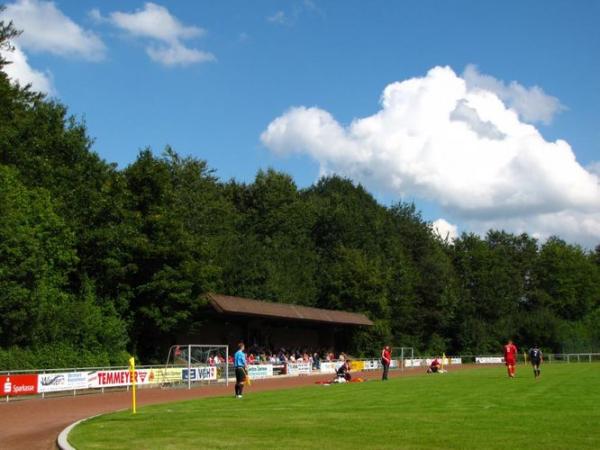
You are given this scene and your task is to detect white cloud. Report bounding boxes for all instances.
[432,218,459,242]
[267,11,288,25]
[1,43,54,94]
[587,161,600,177]
[463,64,564,125]
[109,3,203,42]
[101,3,214,67]
[2,0,105,61]
[467,211,600,248]
[261,66,600,247]
[146,42,214,66]
[88,8,102,23]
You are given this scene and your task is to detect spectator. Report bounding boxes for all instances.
[312,352,321,370]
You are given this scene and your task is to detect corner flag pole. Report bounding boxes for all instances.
[128,356,137,415]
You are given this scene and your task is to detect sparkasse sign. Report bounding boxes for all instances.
[0,374,38,396]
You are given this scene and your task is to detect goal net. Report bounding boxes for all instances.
[162,344,229,389]
[392,347,414,370]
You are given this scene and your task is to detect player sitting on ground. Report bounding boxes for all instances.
[427,358,441,373]
[334,356,352,382]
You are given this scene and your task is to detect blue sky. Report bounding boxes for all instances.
[1,0,599,246]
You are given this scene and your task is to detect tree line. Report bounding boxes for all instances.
[1,17,599,368]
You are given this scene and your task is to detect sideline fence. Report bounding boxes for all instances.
[1,353,598,402]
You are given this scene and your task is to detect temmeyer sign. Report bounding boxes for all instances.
[247,364,273,379]
[88,369,153,388]
[287,362,311,376]
[38,372,89,393]
[182,367,217,381]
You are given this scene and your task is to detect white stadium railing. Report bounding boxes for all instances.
[1,353,598,402]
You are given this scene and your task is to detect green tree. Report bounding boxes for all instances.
[0,165,127,367]
[534,237,600,321]
[123,148,235,360]
[223,169,318,305]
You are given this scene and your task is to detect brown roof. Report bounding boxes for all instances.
[207,293,373,326]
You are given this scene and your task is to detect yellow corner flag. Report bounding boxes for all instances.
[129,356,137,414]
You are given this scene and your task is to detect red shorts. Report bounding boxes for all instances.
[505,359,515,366]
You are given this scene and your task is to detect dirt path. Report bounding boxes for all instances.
[0,365,482,450]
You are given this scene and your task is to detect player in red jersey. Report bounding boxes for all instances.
[503,339,518,378]
[381,346,391,381]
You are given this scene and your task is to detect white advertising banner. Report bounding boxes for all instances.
[88,369,153,388]
[363,360,380,370]
[476,357,504,364]
[404,358,461,367]
[182,366,218,381]
[287,362,311,376]
[247,364,273,379]
[390,360,399,368]
[404,359,425,367]
[38,372,89,393]
[319,362,337,374]
[426,358,442,365]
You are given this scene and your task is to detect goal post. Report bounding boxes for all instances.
[391,347,414,371]
[164,344,229,389]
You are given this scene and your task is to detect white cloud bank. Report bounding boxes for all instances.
[1,0,107,94]
[96,3,214,66]
[267,11,288,25]
[261,66,600,247]
[0,43,54,94]
[463,65,564,125]
[2,0,105,60]
[432,218,459,242]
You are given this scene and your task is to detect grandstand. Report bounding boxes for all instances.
[176,293,373,354]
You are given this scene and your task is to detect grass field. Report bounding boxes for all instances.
[69,364,600,449]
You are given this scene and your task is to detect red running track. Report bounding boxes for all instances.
[0,365,479,450]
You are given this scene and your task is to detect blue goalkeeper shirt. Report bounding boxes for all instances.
[234,350,246,368]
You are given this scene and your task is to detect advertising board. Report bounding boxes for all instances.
[476,357,504,364]
[38,372,89,393]
[362,360,380,370]
[182,366,218,381]
[147,368,183,384]
[88,369,154,388]
[319,362,336,374]
[287,362,311,376]
[247,364,273,379]
[1,374,38,396]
